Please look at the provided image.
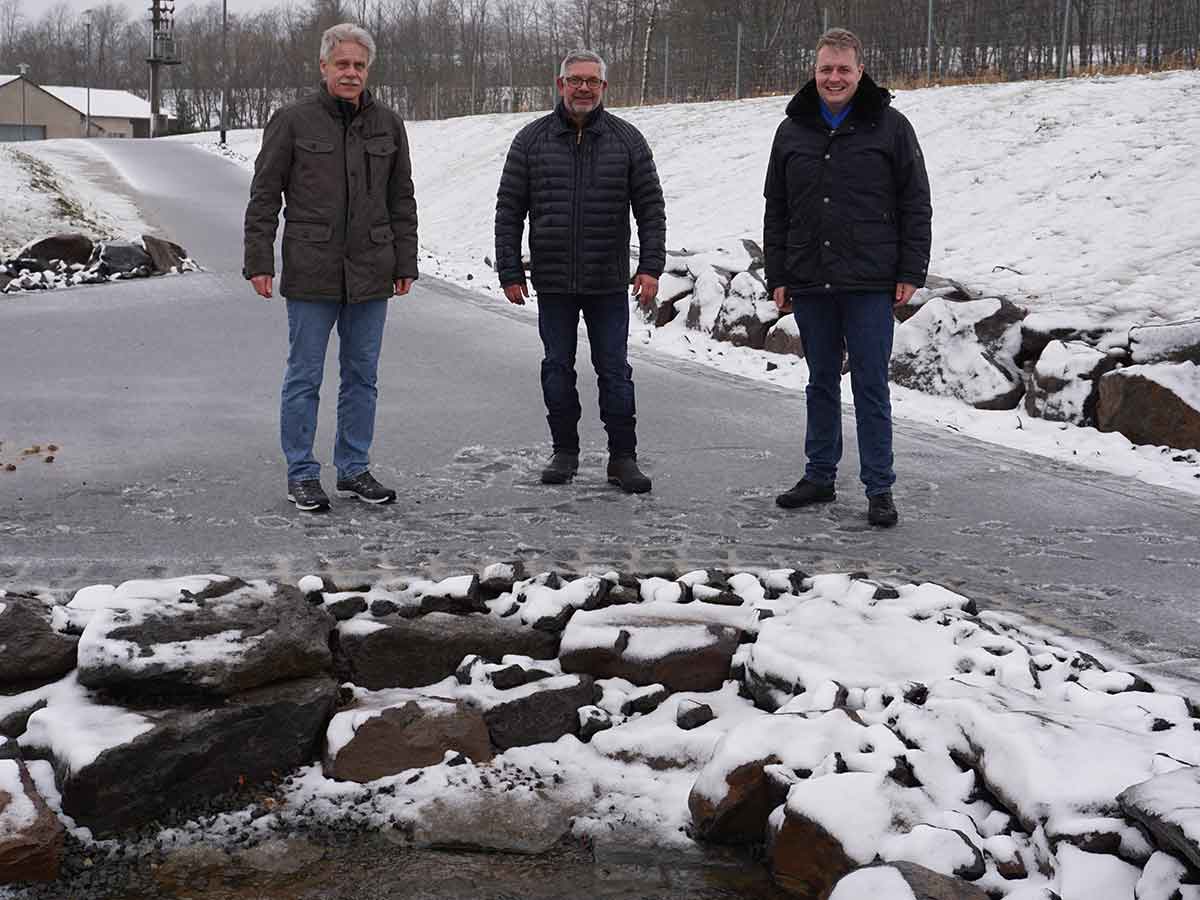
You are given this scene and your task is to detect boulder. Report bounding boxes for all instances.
[21,675,337,837]
[481,674,596,750]
[764,314,804,357]
[141,235,187,274]
[479,562,526,598]
[641,272,694,327]
[578,705,613,741]
[0,595,78,687]
[334,612,559,690]
[711,272,778,349]
[94,240,153,276]
[676,700,715,731]
[414,575,487,616]
[0,758,64,883]
[512,575,610,632]
[559,604,743,692]
[1130,317,1200,365]
[685,268,729,334]
[1097,363,1200,451]
[891,297,1027,410]
[828,862,991,900]
[1024,340,1117,425]
[325,696,493,782]
[76,578,333,698]
[14,233,93,267]
[1117,767,1200,870]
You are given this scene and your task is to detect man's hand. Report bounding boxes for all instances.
[631,273,658,308]
[394,278,414,297]
[894,282,917,307]
[503,282,528,306]
[250,274,273,299]
[772,286,792,313]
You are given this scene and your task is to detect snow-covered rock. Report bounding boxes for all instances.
[891,296,1027,410]
[830,862,989,900]
[764,313,803,357]
[1024,339,1116,424]
[711,272,777,349]
[685,268,729,334]
[0,593,78,687]
[1118,766,1200,870]
[0,757,63,883]
[1130,317,1200,365]
[1097,362,1200,451]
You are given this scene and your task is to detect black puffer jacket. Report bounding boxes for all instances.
[763,74,931,296]
[495,102,666,296]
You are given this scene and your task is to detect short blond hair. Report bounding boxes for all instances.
[816,28,864,66]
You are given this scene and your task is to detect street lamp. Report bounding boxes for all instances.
[16,62,28,141]
[83,9,92,137]
[220,0,227,144]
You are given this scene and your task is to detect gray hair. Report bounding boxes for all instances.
[320,23,376,67]
[559,49,607,81]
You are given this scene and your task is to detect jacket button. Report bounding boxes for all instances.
[823,240,830,247]
[824,153,831,160]
[825,283,831,289]
[823,197,830,204]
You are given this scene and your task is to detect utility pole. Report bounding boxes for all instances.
[663,33,669,102]
[220,0,227,143]
[734,21,742,100]
[17,62,28,141]
[82,10,92,137]
[146,0,181,137]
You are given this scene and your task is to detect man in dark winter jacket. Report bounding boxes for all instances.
[244,23,418,512]
[495,49,666,494]
[763,28,931,527]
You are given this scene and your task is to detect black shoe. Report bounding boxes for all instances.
[336,470,396,504]
[287,479,330,512]
[607,456,652,494]
[775,478,836,509]
[867,492,899,527]
[540,451,579,484]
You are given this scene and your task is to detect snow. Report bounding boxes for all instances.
[828,866,917,900]
[297,574,324,594]
[19,687,154,775]
[0,759,37,832]
[39,86,157,120]
[1056,844,1141,900]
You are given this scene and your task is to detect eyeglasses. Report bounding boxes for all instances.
[564,76,604,89]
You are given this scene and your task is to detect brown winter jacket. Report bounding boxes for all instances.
[243,86,418,302]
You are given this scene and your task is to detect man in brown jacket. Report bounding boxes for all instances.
[244,23,418,511]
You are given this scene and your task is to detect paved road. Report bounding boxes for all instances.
[2,139,1197,687]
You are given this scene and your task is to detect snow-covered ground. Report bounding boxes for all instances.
[177,70,1200,497]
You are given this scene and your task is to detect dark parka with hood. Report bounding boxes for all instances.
[763,73,931,297]
[494,101,666,296]
[243,86,418,303]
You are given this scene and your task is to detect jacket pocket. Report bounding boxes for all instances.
[295,138,334,154]
[369,224,394,244]
[283,220,333,243]
[364,137,396,193]
[851,221,900,281]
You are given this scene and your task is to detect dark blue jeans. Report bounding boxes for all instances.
[281,298,388,483]
[537,293,637,457]
[792,291,896,497]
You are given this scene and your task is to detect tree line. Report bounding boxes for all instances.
[0,0,1196,131]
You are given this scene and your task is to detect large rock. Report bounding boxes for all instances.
[829,862,990,900]
[1130,317,1200,365]
[711,272,777,349]
[0,758,64,883]
[141,235,188,274]
[335,612,559,690]
[76,577,333,698]
[559,604,744,692]
[685,268,729,334]
[13,233,93,267]
[20,675,337,837]
[325,695,493,783]
[94,240,153,276]
[891,297,1026,410]
[481,674,596,750]
[1024,339,1117,425]
[894,274,977,324]
[1097,363,1200,451]
[0,594,78,687]
[764,314,804,357]
[1117,767,1200,870]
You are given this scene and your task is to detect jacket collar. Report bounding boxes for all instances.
[317,83,375,116]
[552,99,606,134]
[785,71,890,124]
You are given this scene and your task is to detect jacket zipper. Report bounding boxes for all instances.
[571,127,583,294]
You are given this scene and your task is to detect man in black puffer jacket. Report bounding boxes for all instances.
[495,49,666,494]
[764,28,932,527]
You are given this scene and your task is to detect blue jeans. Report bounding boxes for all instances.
[281,298,388,483]
[537,293,637,457]
[793,292,896,496]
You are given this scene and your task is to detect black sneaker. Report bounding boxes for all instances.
[287,479,330,512]
[775,478,836,509]
[867,492,899,527]
[540,451,579,484]
[607,456,652,494]
[336,470,396,504]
